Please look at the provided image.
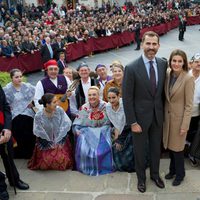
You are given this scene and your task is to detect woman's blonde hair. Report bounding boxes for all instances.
[88,86,100,95]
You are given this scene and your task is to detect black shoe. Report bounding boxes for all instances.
[0,190,9,200]
[172,179,183,186]
[137,182,146,193]
[135,48,140,50]
[189,157,198,167]
[165,173,175,180]
[151,177,165,188]
[10,179,29,190]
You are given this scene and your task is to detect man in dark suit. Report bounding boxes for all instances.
[0,85,29,200]
[1,40,14,58]
[134,21,141,50]
[21,35,36,54]
[52,35,66,61]
[40,36,54,63]
[57,52,67,74]
[178,15,187,41]
[75,62,99,109]
[122,31,167,193]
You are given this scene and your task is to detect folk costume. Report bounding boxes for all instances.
[73,100,113,176]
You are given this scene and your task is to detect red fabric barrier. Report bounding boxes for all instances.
[0,16,200,73]
[118,31,135,47]
[187,16,200,25]
[18,51,43,73]
[66,42,85,61]
[0,56,19,72]
[93,36,114,51]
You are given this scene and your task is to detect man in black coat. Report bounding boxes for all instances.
[57,52,67,74]
[52,35,66,61]
[0,85,29,200]
[178,15,187,41]
[40,36,54,63]
[122,31,167,193]
[134,21,141,50]
[75,62,99,109]
[21,35,36,54]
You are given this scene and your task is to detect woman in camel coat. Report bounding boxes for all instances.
[163,49,194,186]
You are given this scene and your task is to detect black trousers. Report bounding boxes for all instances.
[0,139,20,186]
[0,172,7,192]
[132,115,162,183]
[187,116,200,143]
[179,30,185,40]
[135,36,140,49]
[169,150,185,181]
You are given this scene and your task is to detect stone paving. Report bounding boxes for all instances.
[1,25,200,200]
[1,159,200,200]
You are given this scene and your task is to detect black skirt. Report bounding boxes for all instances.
[112,128,135,172]
[12,114,35,159]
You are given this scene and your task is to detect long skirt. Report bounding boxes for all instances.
[112,129,135,172]
[75,126,113,176]
[12,114,35,159]
[28,137,73,170]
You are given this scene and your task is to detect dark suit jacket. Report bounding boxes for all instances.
[75,78,100,109]
[1,45,13,57]
[21,41,35,53]
[57,59,67,74]
[122,56,167,127]
[0,85,12,132]
[52,42,65,60]
[13,45,22,56]
[40,44,53,63]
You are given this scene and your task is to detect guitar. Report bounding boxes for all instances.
[55,79,80,111]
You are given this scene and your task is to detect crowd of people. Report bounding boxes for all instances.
[0,0,200,59]
[0,29,200,199]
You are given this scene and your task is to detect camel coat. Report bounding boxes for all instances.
[163,69,195,152]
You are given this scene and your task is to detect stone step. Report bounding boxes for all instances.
[1,159,199,200]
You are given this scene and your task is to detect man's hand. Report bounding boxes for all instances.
[66,91,72,98]
[180,129,186,136]
[0,129,11,144]
[114,128,120,140]
[131,123,142,133]
[115,142,123,151]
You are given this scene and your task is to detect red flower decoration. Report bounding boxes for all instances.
[90,111,104,120]
[84,107,88,111]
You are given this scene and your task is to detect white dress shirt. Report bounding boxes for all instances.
[142,54,158,85]
[81,77,91,103]
[34,76,71,110]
